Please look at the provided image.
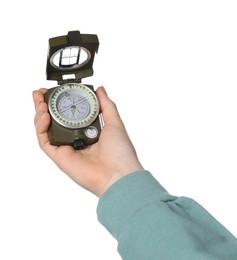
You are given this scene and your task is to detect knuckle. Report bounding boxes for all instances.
[37,101,48,113]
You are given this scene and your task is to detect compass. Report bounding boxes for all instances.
[44,31,101,149]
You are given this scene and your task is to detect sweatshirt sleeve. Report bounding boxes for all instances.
[97,170,237,260]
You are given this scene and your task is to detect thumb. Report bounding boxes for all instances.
[96,86,124,128]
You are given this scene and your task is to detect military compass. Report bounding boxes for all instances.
[44,30,101,149]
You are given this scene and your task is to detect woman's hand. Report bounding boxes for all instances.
[33,86,143,197]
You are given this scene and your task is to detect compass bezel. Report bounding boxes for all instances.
[48,83,100,129]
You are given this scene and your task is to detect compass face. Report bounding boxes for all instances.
[49,83,99,129]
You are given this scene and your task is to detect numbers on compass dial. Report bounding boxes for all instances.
[49,83,99,129]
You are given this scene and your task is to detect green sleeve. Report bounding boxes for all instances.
[97,170,237,260]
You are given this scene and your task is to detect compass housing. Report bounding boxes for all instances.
[45,30,101,149]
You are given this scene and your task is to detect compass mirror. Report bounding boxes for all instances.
[50,46,91,70]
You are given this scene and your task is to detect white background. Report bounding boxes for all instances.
[0,1,237,259]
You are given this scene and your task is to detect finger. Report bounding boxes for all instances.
[33,89,49,127]
[35,111,50,135]
[35,110,59,158]
[35,110,51,148]
[96,86,125,128]
[34,101,48,126]
[32,88,47,109]
[33,88,67,160]
[32,90,51,151]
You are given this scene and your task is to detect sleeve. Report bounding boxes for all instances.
[97,170,237,260]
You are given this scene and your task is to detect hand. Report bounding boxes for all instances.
[33,86,143,197]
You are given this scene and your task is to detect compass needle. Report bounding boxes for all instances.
[71,105,76,116]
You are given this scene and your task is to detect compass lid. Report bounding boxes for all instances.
[46,30,99,84]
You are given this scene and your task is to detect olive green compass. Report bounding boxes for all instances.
[44,30,101,149]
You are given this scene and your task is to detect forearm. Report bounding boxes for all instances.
[97,171,237,260]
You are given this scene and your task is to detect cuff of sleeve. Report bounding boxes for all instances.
[97,170,175,239]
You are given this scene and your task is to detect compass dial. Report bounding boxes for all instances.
[49,83,99,129]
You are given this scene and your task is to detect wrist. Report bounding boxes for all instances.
[99,163,144,197]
